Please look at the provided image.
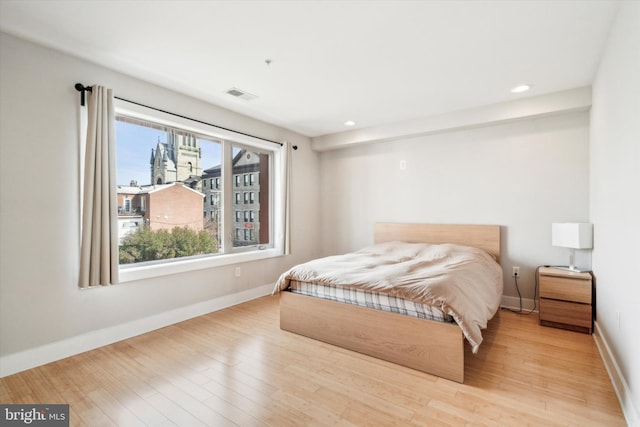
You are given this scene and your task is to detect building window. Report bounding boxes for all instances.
[113,99,283,282]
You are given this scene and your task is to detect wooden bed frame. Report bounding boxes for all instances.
[279,223,501,383]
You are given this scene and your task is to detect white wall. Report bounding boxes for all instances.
[590,1,640,424]
[319,110,591,308]
[0,33,320,370]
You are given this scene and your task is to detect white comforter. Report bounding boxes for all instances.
[273,241,503,353]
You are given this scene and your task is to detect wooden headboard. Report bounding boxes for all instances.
[374,223,501,262]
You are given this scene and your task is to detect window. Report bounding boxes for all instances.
[113,99,286,282]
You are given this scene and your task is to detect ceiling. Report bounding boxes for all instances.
[0,0,620,138]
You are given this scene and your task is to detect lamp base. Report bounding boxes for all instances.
[554,249,592,273]
[552,265,592,273]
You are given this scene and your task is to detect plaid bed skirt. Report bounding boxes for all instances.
[287,280,454,323]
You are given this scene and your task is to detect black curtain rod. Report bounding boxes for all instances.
[74,83,297,150]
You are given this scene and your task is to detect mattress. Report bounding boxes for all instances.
[288,279,454,323]
[274,241,503,352]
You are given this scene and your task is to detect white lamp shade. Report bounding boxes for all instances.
[552,223,593,249]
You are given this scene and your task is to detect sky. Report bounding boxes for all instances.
[116,120,222,186]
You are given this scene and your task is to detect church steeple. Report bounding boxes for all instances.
[149,131,202,188]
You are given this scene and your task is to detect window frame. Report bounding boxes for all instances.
[114,99,286,283]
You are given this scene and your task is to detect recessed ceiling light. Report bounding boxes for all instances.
[511,84,531,93]
[344,120,356,126]
[226,87,258,101]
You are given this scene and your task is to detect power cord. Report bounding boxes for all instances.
[502,266,539,315]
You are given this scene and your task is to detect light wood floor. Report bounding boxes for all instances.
[0,295,625,426]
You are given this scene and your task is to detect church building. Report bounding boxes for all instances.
[149,130,202,189]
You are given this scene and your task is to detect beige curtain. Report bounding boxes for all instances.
[79,85,119,287]
[280,141,293,255]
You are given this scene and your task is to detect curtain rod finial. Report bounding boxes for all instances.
[74,83,92,92]
[74,83,92,106]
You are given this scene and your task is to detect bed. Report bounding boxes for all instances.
[273,223,502,383]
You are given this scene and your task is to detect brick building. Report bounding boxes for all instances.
[117,182,205,242]
[202,149,269,247]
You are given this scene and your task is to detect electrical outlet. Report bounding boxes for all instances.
[235,267,241,277]
[512,266,520,277]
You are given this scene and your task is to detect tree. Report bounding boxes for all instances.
[119,226,217,264]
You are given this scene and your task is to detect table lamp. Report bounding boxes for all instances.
[551,223,593,272]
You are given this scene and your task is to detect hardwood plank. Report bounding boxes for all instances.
[0,295,625,426]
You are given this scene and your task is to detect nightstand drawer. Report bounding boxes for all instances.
[539,275,591,304]
[540,298,592,328]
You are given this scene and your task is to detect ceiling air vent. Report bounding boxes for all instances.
[226,87,258,101]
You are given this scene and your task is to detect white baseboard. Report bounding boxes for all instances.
[500,295,537,313]
[0,284,274,378]
[593,321,639,427]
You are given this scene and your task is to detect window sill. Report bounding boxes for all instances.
[118,247,283,283]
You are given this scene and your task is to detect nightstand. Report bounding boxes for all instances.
[538,267,593,334]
